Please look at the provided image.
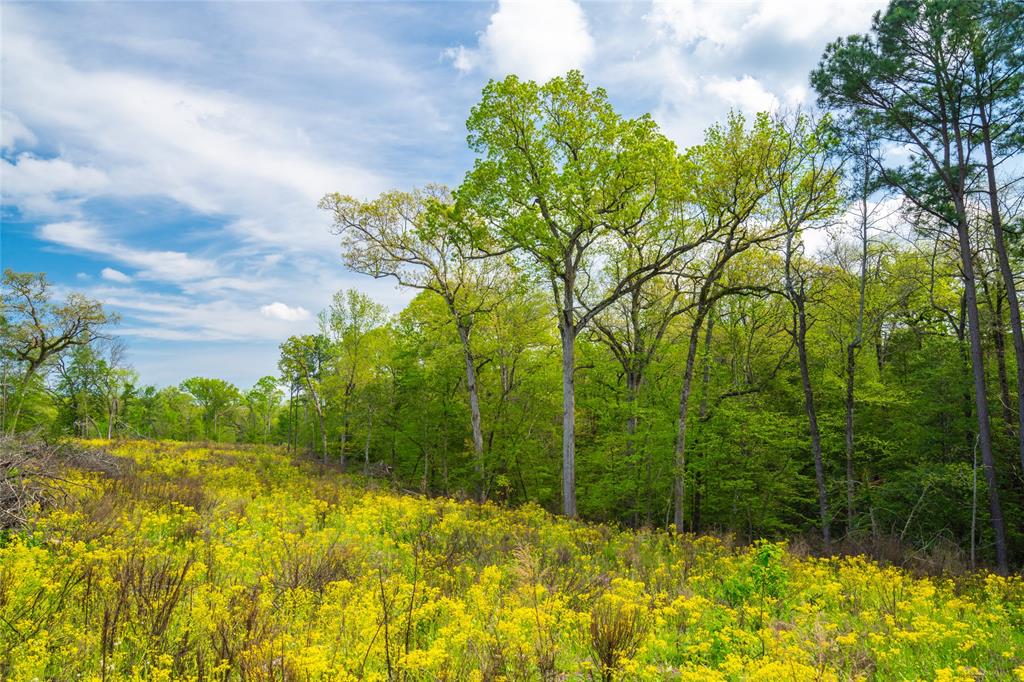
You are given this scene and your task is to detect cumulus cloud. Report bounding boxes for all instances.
[636,0,887,146]
[649,0,887,50]
[260,302,311,322]
[648,0,748,47]
[706,75,779,113]
[101,267,131,283]
[444,0,594,81]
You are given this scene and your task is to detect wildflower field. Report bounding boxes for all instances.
[1,441,1022,681]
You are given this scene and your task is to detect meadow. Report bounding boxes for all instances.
[1,439,1022,681]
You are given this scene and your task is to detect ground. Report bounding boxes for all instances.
[1,440,1022,681]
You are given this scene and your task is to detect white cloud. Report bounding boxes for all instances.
[100,34,204,63]
[706,75,779,113]
[1,111,36,149]
[38,221,216,282]
[442,45,477,74]
[101,267,131,283]
[1,154,109,215]
[260,301,311,322]
[2,1,893,386]
[649,1,887,50]
[2,13,384,251]
[783,83,809,108]
[746,1,887,43]
[648,1,748,47]
[89,288,318,341]
[444,0,594,81]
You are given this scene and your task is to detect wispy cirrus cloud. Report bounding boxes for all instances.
[37,221,217,282]
[2,154,109,216]
[3,0,890,386]
[2,9,386,252]
[89,287,317,341]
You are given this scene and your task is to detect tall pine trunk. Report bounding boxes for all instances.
[846,177,868,536]
[980,107,1024,476]
[844,344,857,534]
[953,201,1009,573]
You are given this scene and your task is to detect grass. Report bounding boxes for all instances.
[1,439,1022,681]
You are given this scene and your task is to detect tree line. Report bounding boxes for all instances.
[2,0,1022,572]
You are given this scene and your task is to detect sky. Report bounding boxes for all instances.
[1,0,888,388]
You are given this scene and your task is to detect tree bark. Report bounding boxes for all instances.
[625,369,641,527]
[785,231,830,549]
[307,383,328,470]
[673,311,705,533]
[693,312,714,534]
[844,344,857,535]
[560,273,578,518]
[846,179,868,536]
[953,202,1009,573]
[795,295,831,549]
[364,411,373,474]
[980,106,1024,476]
[7,366,38,434]
[455,323,486,502]
[340,411,350,472]
[994,293,1013,428]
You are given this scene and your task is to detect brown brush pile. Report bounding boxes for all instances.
[0,436,128,531]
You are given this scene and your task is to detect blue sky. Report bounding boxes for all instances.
[1,0,886,388]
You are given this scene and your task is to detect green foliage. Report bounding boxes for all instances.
[179,376,241,441]
[6,18,1024,573]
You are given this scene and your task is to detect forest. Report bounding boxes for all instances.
[4,0,1024,578]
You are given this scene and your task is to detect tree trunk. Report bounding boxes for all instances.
[456,323,486,502]
[844,344,857,535]
[560,310,577,518]
[994,293,1014,428]
[980,108,1024,476]
[981,270,1014,431]
[625,372,640,459]
[795,296,831,549]
[673,312,704,533]
[953,204,1009,574]
[340,404,350,472]
[290,386,297,454]
[693,313,714,534]
[0,364,7,432]
[846,162,868,537]
[785,230,830,549]
[364,411,373,474]
[307,383,328,470]
[625,369,641,526]
[7,366,38,434]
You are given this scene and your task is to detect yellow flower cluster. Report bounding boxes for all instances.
[0,440,1020,680]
